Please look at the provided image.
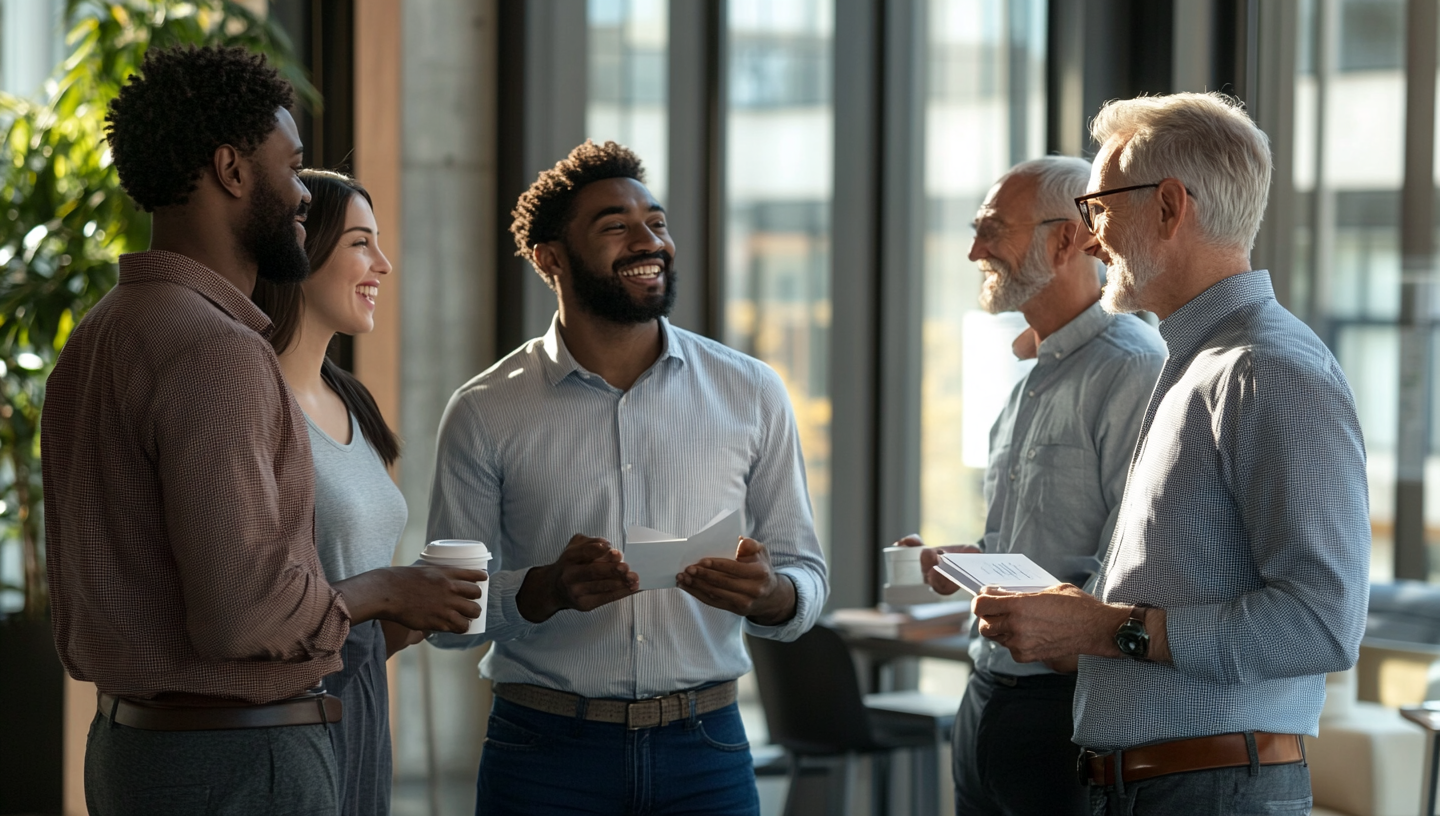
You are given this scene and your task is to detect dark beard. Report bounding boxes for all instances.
[240,167,311,285]
[565,244,676,325]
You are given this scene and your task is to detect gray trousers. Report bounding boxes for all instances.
[85,711,339,816]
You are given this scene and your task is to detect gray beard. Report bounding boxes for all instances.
[979,236,1055,314]
[1100,231,1165,314]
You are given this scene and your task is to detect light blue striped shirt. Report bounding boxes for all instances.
[426,315,828,699]
[1073,271,1370,749]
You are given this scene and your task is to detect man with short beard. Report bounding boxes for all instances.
[426,141,828,814]
[43,46,484,813]
[893,156,1163,815]
[972,93,1370,815]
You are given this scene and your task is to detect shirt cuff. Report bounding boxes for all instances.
[743,567,821,642]
[1162,602,1235,684]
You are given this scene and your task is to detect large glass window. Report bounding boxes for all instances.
[1293,0,1416,580]
[723,0,834,549]
[919,0,1046,547]
[587,0,669,201]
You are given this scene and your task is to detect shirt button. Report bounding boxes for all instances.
[1027,390,1035,397]
[1054,352,1063,359]
[624,463,633,472]
[620,395,628,406]
[1027,449,1036,459]
[636,634,645,642]
[1009,473,1016,481]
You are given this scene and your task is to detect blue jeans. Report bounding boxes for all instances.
[1089,759,1312,815]
[475,695,760,815]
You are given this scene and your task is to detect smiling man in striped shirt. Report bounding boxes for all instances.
[426,140,828,815]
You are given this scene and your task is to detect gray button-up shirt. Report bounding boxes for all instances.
[971,302,1166,676]
[1074,271,1370,749]
[427,315,829,699]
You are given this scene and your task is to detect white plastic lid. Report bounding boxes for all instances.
[421,539,491,562]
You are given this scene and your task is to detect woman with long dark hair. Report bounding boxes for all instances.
[253,169,410,815]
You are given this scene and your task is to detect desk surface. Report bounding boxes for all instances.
[839,633,973,664]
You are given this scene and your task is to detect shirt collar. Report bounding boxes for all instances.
[117,250,274,337]
[1158,270,1274,362]
[1034,301,1113,362]
[539,313,686,387]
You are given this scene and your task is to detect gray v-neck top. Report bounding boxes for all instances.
[307,412,407,582]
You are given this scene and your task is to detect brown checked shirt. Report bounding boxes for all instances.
[42,250,349,704]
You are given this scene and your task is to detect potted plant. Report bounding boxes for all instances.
[0,3,316,812]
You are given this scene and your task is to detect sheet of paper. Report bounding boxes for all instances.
[936,553,1061,595]
[624,510,742,590]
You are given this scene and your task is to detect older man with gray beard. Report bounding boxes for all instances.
[972,93,1370,815]
[894,155,1164,816]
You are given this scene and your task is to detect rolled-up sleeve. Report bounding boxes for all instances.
[742,368,829,642]
[151,338,348,664]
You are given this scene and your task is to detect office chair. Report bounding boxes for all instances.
[747,625,958,816]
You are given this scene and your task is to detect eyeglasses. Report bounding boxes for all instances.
[1074,182,1194,233]
[1073,184,1162,232]
[970,217,1073,244]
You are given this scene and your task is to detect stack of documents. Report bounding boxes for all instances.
[935,553,1061,595]
[829,602,971,641]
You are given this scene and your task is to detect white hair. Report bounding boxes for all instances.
[1090,92,1272,251]
[999,155,1093,221]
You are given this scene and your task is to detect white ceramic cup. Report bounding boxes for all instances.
[882,545,926,587]
[418,540,491,635]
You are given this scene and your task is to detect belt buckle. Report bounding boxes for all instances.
[626,697,662,730]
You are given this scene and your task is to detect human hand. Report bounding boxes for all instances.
[971,584,1130,663]
[334,565,486,634]
[1043,654,1079,674]
[381,620,428,658]
[679,537,796,625]
[516,534,638,623]
[892,534,981,595]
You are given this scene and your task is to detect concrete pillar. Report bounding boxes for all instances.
[390,1,499,810]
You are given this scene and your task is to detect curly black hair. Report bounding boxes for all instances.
[106,45,294,212]
[510,140,647,272]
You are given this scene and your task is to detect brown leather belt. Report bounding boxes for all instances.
[98,691,342,731]
[1083,732,1304,786]
[493,681,737,730]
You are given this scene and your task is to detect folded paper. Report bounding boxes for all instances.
[625,510,742,590]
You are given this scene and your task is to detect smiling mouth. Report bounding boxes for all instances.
[357,284,377,304]
[619,263,663,280]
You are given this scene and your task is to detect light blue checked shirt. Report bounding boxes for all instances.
[971,303,1166,677]
[426,315,828,699]
[1073,271,1370,749]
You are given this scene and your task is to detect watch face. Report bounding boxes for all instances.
[1115,619,1149,659]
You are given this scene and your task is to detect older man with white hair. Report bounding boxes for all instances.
[971,92,1369,814]
[894,155,1164,815]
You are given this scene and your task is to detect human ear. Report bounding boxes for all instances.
[1155,178,1188,242]
[532,242,566,288]
[212,144,245,199]
[1052,220,1082,265]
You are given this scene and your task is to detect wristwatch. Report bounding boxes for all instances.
[1113,605,1150,660]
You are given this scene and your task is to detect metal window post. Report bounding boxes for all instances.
[1395,0,1438,582]
[830,0,883,611]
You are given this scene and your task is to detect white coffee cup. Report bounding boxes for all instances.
[419,540,491,635]
[881,545,939,605]
[882,545,926,587]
